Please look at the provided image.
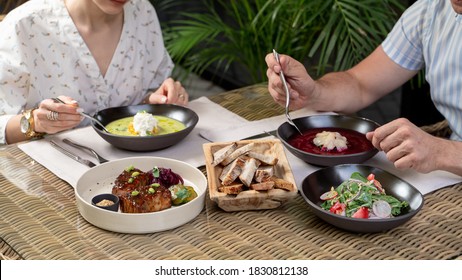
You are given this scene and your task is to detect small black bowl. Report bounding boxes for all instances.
[277,115,380,166]
[91,193,120,212]
[300,164,424,233]
[92,104,199,151]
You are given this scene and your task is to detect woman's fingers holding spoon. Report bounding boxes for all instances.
[52,97,109,133]
[49,97,81,116]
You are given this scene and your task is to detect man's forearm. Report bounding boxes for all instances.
[312,71,369,114]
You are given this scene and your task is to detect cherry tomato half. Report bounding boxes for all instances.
[352,206,369,219]
[367,173,375,181]
[329,201,346,215]
[367,173,385,194]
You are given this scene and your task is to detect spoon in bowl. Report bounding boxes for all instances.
[272,49,303,135]
[51,97,110,133]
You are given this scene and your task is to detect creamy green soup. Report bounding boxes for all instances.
[107,116,186,136]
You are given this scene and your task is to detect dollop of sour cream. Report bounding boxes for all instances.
[133,111,158,136]
[313,131,348,151]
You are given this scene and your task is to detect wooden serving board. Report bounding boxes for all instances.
[203,139,298,211]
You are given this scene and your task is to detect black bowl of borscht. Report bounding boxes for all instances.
[277,115,380,166]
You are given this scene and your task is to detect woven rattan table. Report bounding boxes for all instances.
[1,84,461,260]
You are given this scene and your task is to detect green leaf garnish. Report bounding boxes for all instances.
[125,165,135,172]
[152,167,160,178]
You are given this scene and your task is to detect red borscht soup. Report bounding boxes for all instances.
[288,127,374,155]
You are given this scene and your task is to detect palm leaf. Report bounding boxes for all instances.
[160,0,404,85]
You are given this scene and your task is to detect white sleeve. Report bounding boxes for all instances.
[0,16,32,145]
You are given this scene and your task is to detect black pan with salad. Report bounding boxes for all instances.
[320,172,409,219]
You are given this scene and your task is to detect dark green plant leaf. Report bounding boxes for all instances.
[159,0,405,85]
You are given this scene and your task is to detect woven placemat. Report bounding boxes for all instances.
[1,84,461,260]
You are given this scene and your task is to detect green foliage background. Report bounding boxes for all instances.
[152,0,405,86]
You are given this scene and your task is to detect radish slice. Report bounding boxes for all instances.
[372,200,392,218]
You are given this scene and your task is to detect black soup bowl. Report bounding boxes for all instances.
[277,115,380,166]
[92,104,199,151]
[301,164,424,233]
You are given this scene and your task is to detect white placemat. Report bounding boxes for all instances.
[199,107,330,142]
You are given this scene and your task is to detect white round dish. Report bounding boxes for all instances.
[75,156,207,234]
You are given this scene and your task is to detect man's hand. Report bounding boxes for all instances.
[366,118,444,173]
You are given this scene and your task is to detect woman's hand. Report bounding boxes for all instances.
[34,96,83,134]
[366,118,446,173]
[148,78,188,106]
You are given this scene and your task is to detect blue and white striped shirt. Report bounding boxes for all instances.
[382,0,462,140]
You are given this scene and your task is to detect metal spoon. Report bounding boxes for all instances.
[51,97,110,133]
[272,49,303,135]
[62,138,109,164]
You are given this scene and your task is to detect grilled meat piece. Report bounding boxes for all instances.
[112,167,151,198]
[112,166,188,213]
[119,185,172,213]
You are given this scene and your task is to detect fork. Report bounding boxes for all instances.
[272,49,303,135]
[51,97,110,133]
[62,138,109,163]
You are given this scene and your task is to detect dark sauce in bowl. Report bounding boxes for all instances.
[288,127,374,155]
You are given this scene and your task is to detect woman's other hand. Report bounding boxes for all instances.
[148,78,189,106]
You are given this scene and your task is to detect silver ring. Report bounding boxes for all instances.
[46,111,53,121]
[179,93,185,100]
[47,110,59,121]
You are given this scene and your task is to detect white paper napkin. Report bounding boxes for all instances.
[199,107,331,142]
[18,97,246,188]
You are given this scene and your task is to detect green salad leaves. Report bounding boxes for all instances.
[320,172,409,219]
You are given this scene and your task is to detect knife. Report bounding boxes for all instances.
[50,140,96,168]
[241,130,277,140]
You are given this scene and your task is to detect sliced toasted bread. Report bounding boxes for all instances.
[221,142,255,166]
[220,157,245,186]
[254,165,274,183]
[218,182,244,194]
[267,176,296,192]
[249,181,274,191]
[247,151,278,166]
[239,157,261,187]
[212,142,237,166]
